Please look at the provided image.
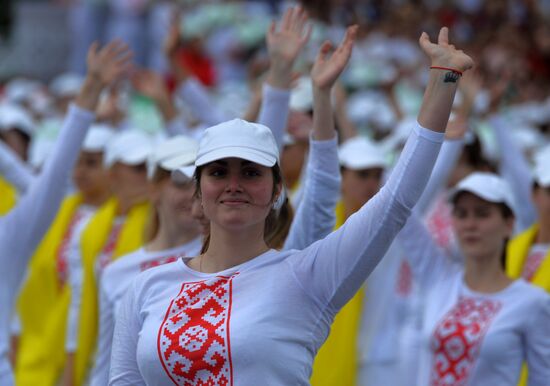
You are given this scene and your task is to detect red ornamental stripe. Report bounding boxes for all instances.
[157,274,237,386]
[430,296,502,386]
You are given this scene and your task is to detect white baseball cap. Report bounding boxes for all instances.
[339,136,387,170]
[147,135,198,179]
[0,103,36,137]
[82,124,115,152]
[49,73,84,98]
[104,131,154,168]
[195,119,279,167]
[290,76,313,113]
[448,172,516,214]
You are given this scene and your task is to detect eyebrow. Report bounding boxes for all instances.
[211,160,254,166]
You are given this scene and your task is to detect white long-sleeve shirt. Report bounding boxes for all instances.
[490,114,537,232]
[0,105,95,386]
[109,124,444,385]
[283,134,340,251]
[0,139,35,194]
[89,239,202,386]
[398,214,550,386]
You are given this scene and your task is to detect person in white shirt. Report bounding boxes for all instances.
[397,172,550,386]
[89,136,203,386]
[109,15,474,384]
[0,39,133,386]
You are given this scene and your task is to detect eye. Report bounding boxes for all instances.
[242,168,262,178]
[206,167,227,178]
[452,207,467,219]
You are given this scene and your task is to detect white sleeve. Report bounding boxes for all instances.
[0,104,95,288]
[490,114,537,231]
[90,278,116,386]
[397,212,458,285]
[257,84,290,151]
[0,140,35,194]
[525,296,550,386]
[283,135,340,251]
[415,138,464,215]
[289,123,444,313]
[175,78,230,127]
[65,246,84,352]
[109,280,145,385]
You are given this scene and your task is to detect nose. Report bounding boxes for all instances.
[225,172,243,193]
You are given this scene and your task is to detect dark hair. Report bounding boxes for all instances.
[194,162,294,253]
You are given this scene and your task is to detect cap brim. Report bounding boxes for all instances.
[171,166,196,183]
[195,146,277,167]
[118,148,151,165]
[341,159,387,170]
[160,153,197,171]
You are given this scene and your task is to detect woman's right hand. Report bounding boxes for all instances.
[85,40,133,88]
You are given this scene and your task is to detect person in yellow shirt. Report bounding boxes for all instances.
[311,137,387,386]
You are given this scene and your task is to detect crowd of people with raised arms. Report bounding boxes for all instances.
[1,0,550,385]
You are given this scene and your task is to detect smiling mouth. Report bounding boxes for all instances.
[220,200,249,206]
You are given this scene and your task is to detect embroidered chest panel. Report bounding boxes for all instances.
[430,296,502,386]
[157,274,237,386]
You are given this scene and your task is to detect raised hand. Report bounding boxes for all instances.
[131,69,169,102]
[86,40,133,88]
[311,25,358,91]
[266,6,312,88]
[419,27,474,73]
[444,117,468,140]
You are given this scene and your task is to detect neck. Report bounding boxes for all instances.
[342,199,360,221]
[81,190,110,207]
[536,218,550,244]
[201,223,269,272]
[464,253,512,293]
[147,219,201,252]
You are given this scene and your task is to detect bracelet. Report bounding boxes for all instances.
[430,66,463,76]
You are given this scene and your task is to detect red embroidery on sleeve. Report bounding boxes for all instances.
[157,274,237,386]
[140,255,180,272]
[430,297,502,386]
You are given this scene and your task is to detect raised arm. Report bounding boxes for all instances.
[1,40,133,286]
[490,113,537,231]
[0,140,35,194]
[289,27,473,312]
[259,6,311,149]
[283,26,356,250]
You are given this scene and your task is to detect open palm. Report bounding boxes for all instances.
[419,27,473,73]
[86,40,133,87]
[311,25,358,90]
[266,6,312,65]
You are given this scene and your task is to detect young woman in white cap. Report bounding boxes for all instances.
[14,125,114,386]
[109,25,473,384]
[395,172,550,385]
[0,39,132,386]
[88,135,202,386]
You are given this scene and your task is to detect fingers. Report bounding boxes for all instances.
[419,31,431,50]
[316,40,333,63]
[281,6,294,31]
[438,27,449,45]
[300,23,313,45]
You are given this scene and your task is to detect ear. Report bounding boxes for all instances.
[273,183,285,211]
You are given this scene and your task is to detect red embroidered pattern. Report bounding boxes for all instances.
[55,210,86,287]
[426,196,453,252]
[522,250,546,281]
[96,222,124,272]
[395,259,413,297]
[430,297,502,386]
[140,255,180,272]
[157,275,237,386]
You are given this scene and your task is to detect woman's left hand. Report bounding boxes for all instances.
[311,25,358,91]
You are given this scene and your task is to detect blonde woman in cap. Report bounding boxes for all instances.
[109,25,473,384]
[88,136,202,385]
[61,129,154,385]
[0,39,133,386]
[15,125,114,386]
[395,172,550,385]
